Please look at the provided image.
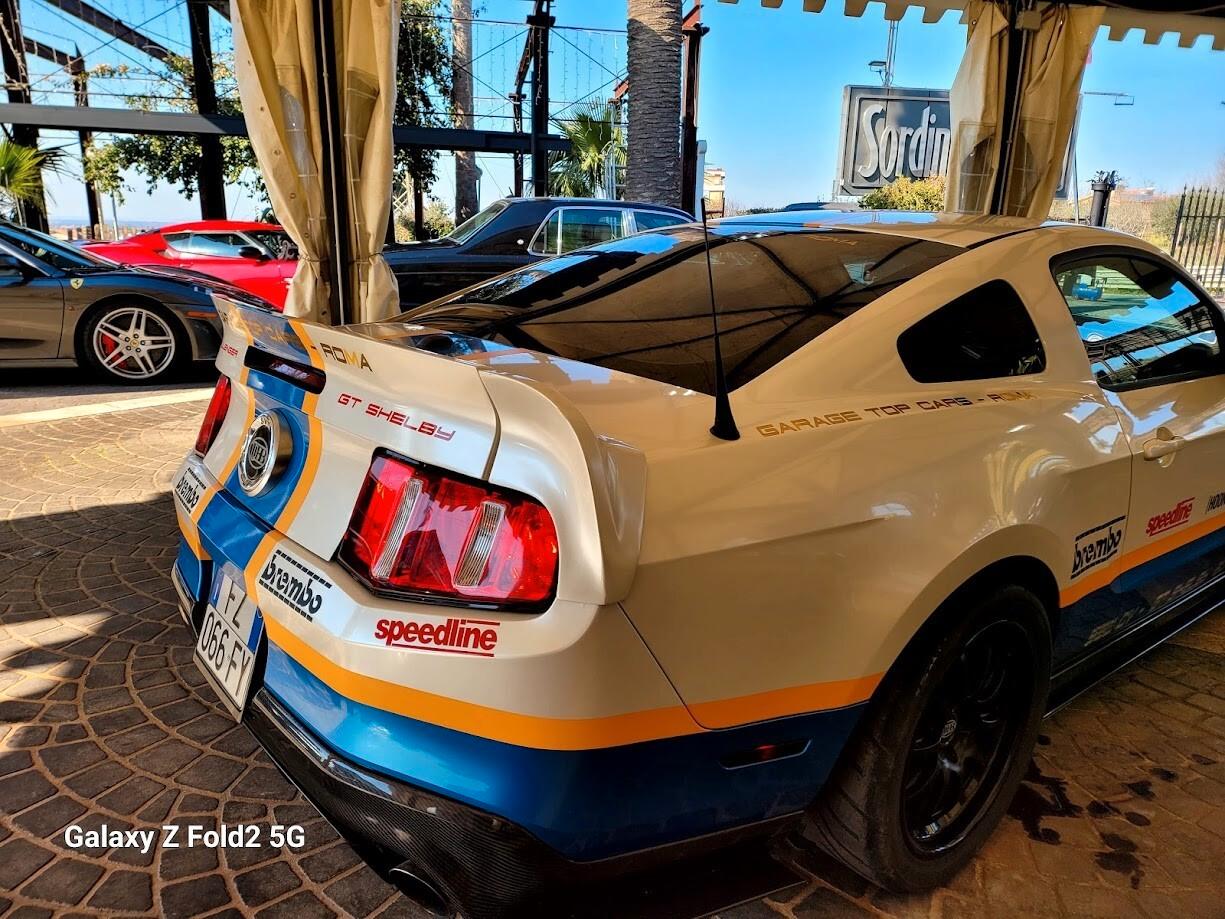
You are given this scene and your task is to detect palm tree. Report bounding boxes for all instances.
[626,0,682,208]
[549,103,625,198]
[0,141,67,224]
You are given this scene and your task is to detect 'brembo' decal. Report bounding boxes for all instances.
[756,390,1036,437]
[173,466,207,515]
[259,548,333,622]
[1071,516,1126,580]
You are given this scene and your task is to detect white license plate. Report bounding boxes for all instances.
[194,568,264,718]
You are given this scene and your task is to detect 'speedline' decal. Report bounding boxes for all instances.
[1146,498,1194,538]
[374,616,500,657]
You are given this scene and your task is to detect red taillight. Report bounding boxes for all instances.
[195,376,232,455]
[340,454,559,608]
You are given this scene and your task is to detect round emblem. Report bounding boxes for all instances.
[238,411,291,496]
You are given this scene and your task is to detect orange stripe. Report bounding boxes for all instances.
[174,505,209,560]
[264,617,704,750]
[244,532,280,599]
[1060,512,1225,607]
[263,613,881,749]
[689,673,884,729]
[273,319,325,531]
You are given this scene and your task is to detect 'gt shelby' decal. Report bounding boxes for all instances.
[336,392,456,441]
[173,466,207,514]
[259,549,332,621]
[1072,516,1126,579]
[374,617,499,657]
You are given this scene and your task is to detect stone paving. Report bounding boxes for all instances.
[0,400,1223,918]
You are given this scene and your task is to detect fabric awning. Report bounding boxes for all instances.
[232,0,400,324]
[717,0,1225,50]
[945,1,1102,217]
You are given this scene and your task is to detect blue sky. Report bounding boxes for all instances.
[32,0,1225,224]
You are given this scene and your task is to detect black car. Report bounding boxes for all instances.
[0,221,264,384]
[384,197,691,308]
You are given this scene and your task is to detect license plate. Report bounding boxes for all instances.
[194,567,264,718]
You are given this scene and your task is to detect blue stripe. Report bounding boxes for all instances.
[174,540,207,600]
[216,391,311,528]
[262,642,864,860]
[1056,519,1225,663]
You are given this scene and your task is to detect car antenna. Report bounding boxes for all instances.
[699,198,740,441]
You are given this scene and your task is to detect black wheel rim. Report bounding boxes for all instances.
[901,619,1032,855]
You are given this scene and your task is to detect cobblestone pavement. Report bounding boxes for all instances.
[1,401,1224,919]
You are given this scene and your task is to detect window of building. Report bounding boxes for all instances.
[898,280,1045,383]
[1052,253,1222,390]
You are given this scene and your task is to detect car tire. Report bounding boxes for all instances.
[805,582,1051,892]
[80,301,189,385]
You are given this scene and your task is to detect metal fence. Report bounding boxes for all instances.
[1171,186,1225,293]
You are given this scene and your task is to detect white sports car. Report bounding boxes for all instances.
[173,211,1225,916]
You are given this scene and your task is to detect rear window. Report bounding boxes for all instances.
[401,226,958,395]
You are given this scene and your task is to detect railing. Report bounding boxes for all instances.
[1170,186,1225,293]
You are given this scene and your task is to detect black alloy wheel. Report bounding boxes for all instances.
[805,582,1051,892]
[901,619,1032,855]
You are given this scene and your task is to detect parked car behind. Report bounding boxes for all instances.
[84,220,297,309]
[0,221,263,384]
[384,197,691,308]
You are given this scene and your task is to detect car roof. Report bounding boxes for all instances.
[147,220,282,234]
[715,209,1073,248]
[499,196,690,215]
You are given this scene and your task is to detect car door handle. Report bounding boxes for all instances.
[1142,431,1186,461]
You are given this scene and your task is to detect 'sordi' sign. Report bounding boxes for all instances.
[836,86,952,196]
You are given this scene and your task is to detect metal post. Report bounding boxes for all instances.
[528,3,553,197]
[680,6,706,217]
[510,92,524,196]
[0,0,47,231]
[1089,170,1117,227]
[1170,185,1187,254]
[69,48,102,234]
[312,0,352,325]
[413,179,425,240]
[989,0,1032,216]
[188,0,226,219]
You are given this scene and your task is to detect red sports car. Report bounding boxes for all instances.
[84,220,297,309]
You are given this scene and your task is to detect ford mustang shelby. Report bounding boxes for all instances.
[173,211,1225,916]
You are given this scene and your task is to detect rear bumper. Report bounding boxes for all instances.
[242,687,798,918]
[172,449,868,910]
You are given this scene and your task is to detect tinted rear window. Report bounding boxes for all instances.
[401,226,958,395]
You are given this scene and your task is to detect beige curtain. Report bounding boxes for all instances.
[946,1,1102,219]
[232,0,400,324]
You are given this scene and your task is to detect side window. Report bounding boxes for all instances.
[557,208,624,253]
[529,212,560,256]
[898,280,1045,383]
[163,232,191,252]
[176,233,249,257]
[633,210,685,232]
[1052,253,1221,390]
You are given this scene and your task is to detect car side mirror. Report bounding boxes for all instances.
[238,246,268,261]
